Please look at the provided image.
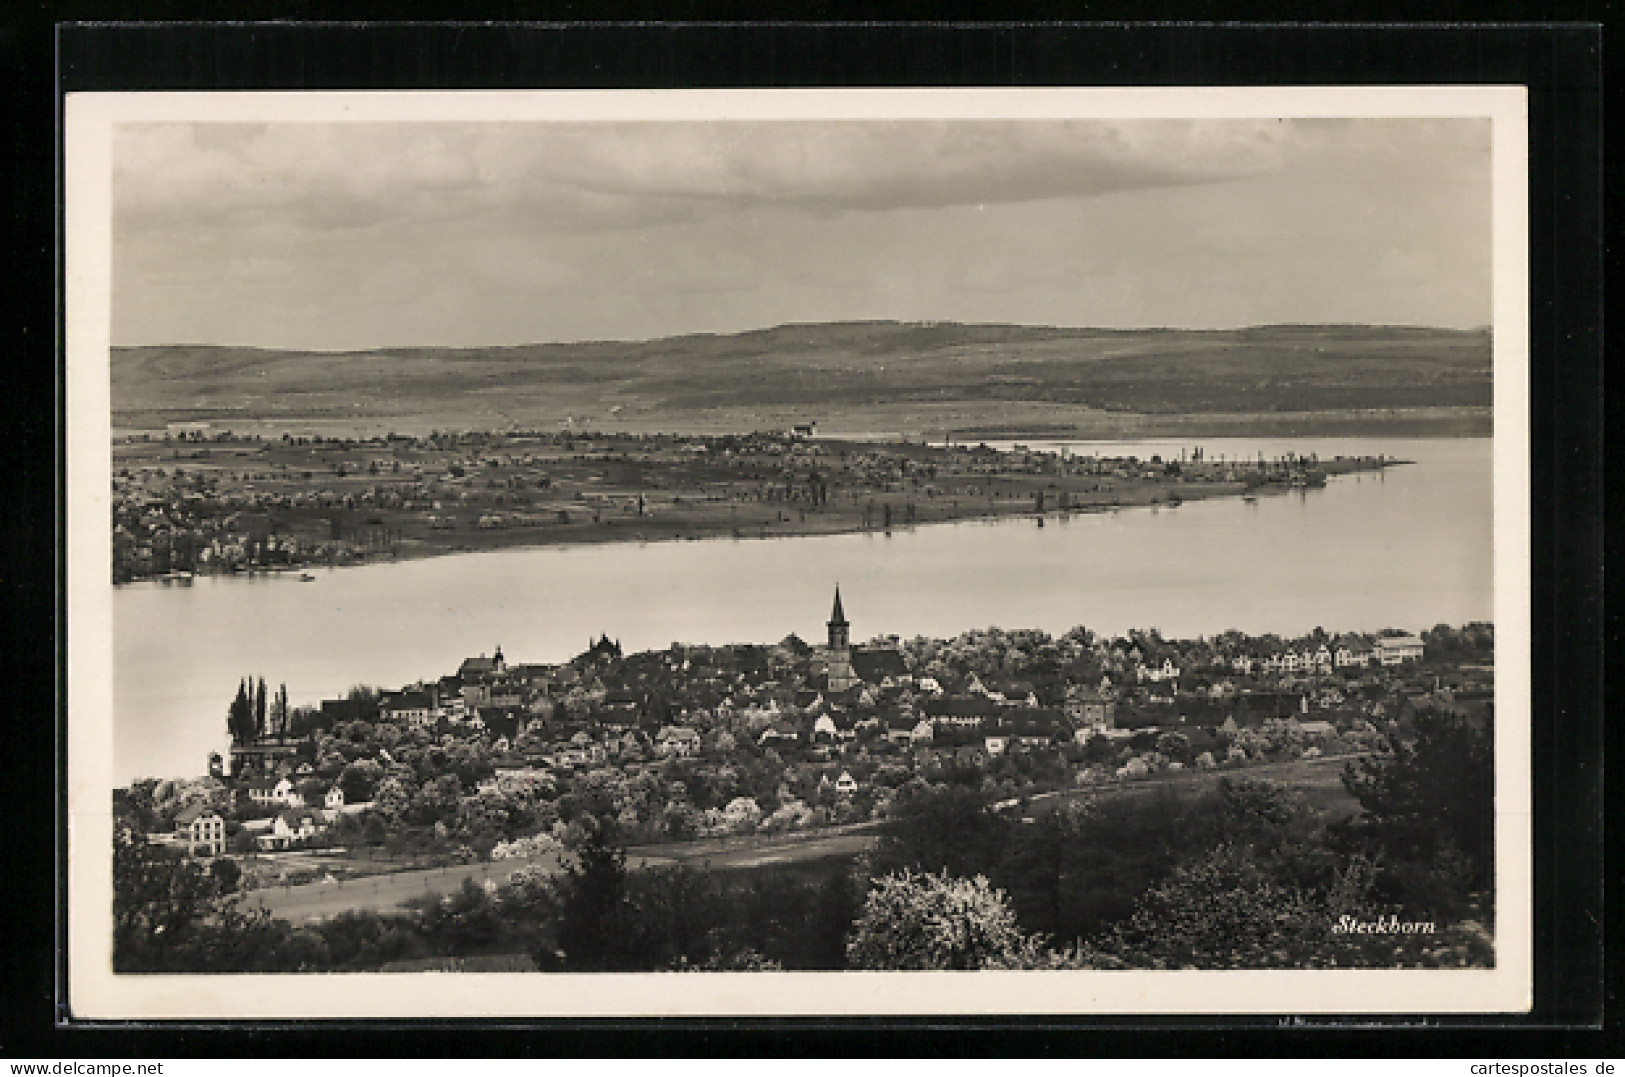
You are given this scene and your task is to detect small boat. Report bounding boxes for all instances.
[1242,494,1258,504]
[299,573,316,582]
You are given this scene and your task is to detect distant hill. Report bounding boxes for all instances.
[111,321,1492,434]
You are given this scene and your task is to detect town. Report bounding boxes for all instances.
[112,427,1399,583]
[121,592,1492,897]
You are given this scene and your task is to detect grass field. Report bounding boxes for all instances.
[1028,752,1365,821]
[240,825,880,924]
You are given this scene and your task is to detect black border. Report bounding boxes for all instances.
[4,17,1610,1057]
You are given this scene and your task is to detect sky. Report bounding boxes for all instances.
[111,117,1492,350]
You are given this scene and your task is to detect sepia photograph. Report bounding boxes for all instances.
[65,86,1531,1018]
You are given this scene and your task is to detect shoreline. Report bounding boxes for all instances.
[117,455,1409,586]
[112,406,1492,442]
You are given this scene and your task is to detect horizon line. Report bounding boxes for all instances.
[110,317,1494,356]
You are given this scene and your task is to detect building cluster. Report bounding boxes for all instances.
[126,589,1491,870]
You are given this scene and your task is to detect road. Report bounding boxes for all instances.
[241,827,877,924]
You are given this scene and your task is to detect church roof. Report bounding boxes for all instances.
[829,586,847,626]
[852,648,908,682]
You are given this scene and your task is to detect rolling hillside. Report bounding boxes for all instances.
[111,321,1492,436]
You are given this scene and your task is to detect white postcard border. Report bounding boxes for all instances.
[66,85,1532,1019]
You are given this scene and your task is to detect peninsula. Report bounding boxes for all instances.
[113,428,1401,583]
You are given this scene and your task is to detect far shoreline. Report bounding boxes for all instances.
[111,406,1492,443]
[115,454,1413,588]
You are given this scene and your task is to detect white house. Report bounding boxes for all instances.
[833,771,859,796]
[243,775,297,807]
[1335,639,1374,668]
[382,690,436,728]
[180,810,225,857]
[257,811,322,850]
[1376,635,1425,665]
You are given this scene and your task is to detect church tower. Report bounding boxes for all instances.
[825,585,858,692]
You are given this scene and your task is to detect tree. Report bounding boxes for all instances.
[113,831,220,969]
[227,680,255,746]
[1340,708,1494,889]
[254,677,269,740]
[274,683,290,737]
[543,817,633,971]
[846,869,1043,971]
[115,831,333,972]
[339,759,382,803]
[870,785,1004,881]
[210,857,242,893]
[373,777,412,824]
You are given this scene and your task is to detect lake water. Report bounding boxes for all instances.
[111,437,1492,783]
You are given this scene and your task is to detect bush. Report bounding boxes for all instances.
[847,869,1044,971]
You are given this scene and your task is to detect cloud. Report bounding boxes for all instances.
[113,118,1309,235]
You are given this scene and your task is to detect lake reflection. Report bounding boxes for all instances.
[112,437,1491,782]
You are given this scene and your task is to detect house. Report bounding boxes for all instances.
[655,725,701,757]
[997,707,1066,748]
[984,734,1011,757]
[1335,638,1374,668]
[884,713,919,745]
[257,810,322,850]
[227,739,301,778]
[1298,720,1337,739]
[1376,635,1426,665]
[381,690,436,727]
[851,647,909,684]
[1065,686,1117,732]
[241,776,297,808]
[489,683,526,709]
[1138,657,1181,683]
[320,697,359,726]
[239,779,277,807]
[917,744,987,771]
[833,771,859,796]
[922,695,999,728]
[583,635,623,663]
[758,722,800,747]
[324,786,345,810]
[174,806,225,857]
[458,647,506,681]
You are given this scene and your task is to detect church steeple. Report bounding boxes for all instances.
[824,585,857,692]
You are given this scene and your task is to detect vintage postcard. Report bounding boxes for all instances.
[66,86,1531,1018]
